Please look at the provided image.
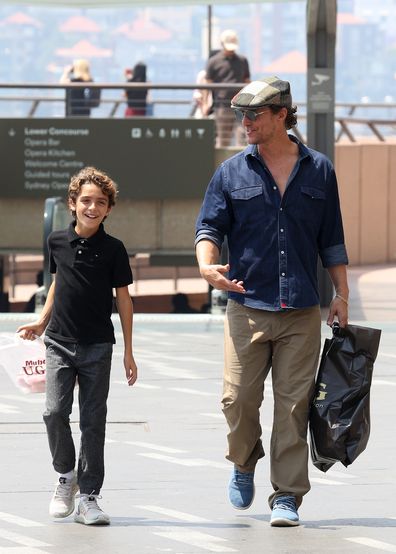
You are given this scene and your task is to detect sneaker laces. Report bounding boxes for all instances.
[234,470,254,485]
[54,477,74,500]
[77,493,103,511]
[273,495,296,511]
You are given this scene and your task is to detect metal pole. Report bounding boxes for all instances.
[0,256,9,312]
[207,5,212,57]
[306,0,337,307]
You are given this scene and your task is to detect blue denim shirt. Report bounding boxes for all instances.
[195,136,348,311]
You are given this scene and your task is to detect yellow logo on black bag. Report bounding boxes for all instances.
[315,382,327,401]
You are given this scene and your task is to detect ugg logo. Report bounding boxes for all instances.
[315,382,327,401]
[22,359,46,375]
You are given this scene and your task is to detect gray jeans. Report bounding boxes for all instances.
[43,336,113,495]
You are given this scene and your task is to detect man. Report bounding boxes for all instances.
[204,29,250,147]
[195,76,349,526]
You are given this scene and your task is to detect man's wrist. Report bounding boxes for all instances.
[334,293,349,306]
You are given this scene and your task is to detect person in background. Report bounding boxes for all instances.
[191,69,209,118]
[170,293,198,313]
[204,30,250,147]
[124,62,148,117]
[191,50,219,118]
[24,270,44,313]
[60,59,95,117]
[17,166,138,526]
[195,76,349,527]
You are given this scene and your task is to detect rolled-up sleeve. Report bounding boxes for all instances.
[318,168,349,267]
[195,165,231,250]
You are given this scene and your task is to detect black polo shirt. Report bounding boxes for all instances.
[206,51,250,106]
[46,222,133,344]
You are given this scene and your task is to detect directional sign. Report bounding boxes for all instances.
[307,68,335,113]
[0,118,215,199]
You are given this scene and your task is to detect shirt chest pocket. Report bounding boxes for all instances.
[297,186,326,227]
[230,185,264,223]
[301,186,326,201]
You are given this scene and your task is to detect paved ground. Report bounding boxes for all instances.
[0,264,395,554]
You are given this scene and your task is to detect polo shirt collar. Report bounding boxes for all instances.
[67,221,107,246]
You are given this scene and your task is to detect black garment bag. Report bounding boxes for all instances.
[309,322,381,472]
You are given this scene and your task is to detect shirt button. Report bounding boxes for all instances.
[281,272,285,276]
[281,251,284,254]
[280,207,283,211]
[77,250,82,254]
[280,228,284,232]
[273,186,277,190]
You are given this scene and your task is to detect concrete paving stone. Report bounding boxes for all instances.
[0,264,395,553]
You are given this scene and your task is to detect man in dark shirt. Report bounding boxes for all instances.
[18,167,137,526]
[195,76,349,526]
[205,29,250,147]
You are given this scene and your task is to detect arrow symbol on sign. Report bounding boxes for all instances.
[311,73,330,86]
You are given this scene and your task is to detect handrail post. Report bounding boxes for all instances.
[337,119,356,142]
[368,123,384,142]
[28,99,40,118]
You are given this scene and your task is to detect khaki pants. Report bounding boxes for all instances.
[223,300,321,508]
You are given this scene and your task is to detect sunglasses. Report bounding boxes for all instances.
[233,107,272,122]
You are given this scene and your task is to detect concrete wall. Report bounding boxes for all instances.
[0,141,395,265]
[0,197,203,254]
[335,141,396,265]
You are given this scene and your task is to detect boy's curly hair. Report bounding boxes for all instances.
[68,167,118,213]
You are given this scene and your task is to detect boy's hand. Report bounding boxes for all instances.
[124,354,137,386]
[16,322,46,340]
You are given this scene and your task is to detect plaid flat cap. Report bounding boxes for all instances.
[231,76,292,109]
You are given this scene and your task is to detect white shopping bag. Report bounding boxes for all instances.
[0,332,46,394]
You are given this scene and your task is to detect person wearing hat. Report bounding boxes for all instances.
[195,76,349,526]
[204,29,250,147]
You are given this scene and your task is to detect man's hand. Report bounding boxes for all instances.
[327,296,348,328]
[199,263,245,293]
[124,354,138,386]
[16,322,46,341]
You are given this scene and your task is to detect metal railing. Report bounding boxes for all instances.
[0,83,395,142]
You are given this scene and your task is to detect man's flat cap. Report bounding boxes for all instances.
[231,76,292,109]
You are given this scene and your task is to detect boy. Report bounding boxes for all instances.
[18,166,137,526]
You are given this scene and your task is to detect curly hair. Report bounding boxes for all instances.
[269,104,298,130]
[68,167,118,217]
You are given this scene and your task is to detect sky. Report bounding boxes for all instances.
[0,0,395,118]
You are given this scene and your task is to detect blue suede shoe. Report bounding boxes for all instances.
[228,467,255,510]
[270,495,299,526]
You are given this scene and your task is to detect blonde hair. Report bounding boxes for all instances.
[72,59,92,81]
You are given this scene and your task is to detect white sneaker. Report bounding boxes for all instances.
[74,495,110,525]
[49,472,79,518]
